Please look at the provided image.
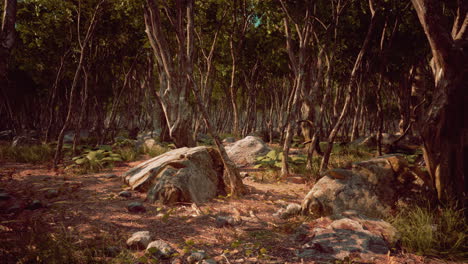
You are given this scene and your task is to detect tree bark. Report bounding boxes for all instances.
[0,0,17,133]
[320,1,378,171]
[144,0,195,148]
[411,0,467,205]
[53,0,103,168]
[188,75,245,196]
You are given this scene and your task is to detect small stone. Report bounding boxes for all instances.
[275,203,301,219]
[26,200,43,210]
[44,189,59,199]
[187,250,207,263]
[103,174,118,179]
[0,192,11,200]
[215,216,238,228]
[126,231,151,249]
[127,202,146,213]
[146,240,175,259]
[119,191,132,198]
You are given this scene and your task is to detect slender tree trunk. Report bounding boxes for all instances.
[0,0,17,134]
[320,2,378,171]
[54,1,103,168]
[188,75,245,196]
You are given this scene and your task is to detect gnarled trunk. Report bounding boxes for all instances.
[411,0,467,205]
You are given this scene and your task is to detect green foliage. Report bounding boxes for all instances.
[66,147,122,174]
[0,144,54,163]
[328,144,373,169]
[113,139,141,161]
[114,146,140,162]
[254,150,306,170]
[142,144,171,158]
[389,203,467,259]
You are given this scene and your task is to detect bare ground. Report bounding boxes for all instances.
[0,159,461,264]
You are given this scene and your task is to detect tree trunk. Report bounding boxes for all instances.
[320,2,378,171]
[411,0,467,205]
[188,75,245,196]
[0,0,17,134]
[53,1,103,168]
[144,0,195,148]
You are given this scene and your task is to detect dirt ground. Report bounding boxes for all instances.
[0,159,461,264]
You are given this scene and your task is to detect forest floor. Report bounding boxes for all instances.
[0,157,462,264]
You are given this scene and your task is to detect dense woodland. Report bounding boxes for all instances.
[0,0,467,262]
[0,0,468,263]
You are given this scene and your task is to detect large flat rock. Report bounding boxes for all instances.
[123,146,226,204]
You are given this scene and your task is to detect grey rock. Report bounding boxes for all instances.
[127,202,146,213]
[45,189,59,199]
[146,240,175,259]
[124,146,228,204]
[215,216,239,227]
[126,231,152,249]
[274,203,302,219]
[0,192,12,200]
[225,136,271,166]
[119,191,132,198]
[301,155,408,217]
[187,250,207,263]
[297,215,398,261]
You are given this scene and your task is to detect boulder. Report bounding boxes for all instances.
[225,136,271,166]
[302,155,409,217]
[123,146,227,204]
[297,212,398,261]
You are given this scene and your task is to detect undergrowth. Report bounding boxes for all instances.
[389,202,467,260]
[1,219,134,264]
[0,144,54,163]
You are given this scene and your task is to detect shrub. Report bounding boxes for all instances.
[114,146,140,162]
[254,150,306,171]
[143,144,171,158]
[0,144,54,163]
[66,147,122,174]
[389,202,467,259]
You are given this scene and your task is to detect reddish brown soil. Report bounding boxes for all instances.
[0,159,461,264]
